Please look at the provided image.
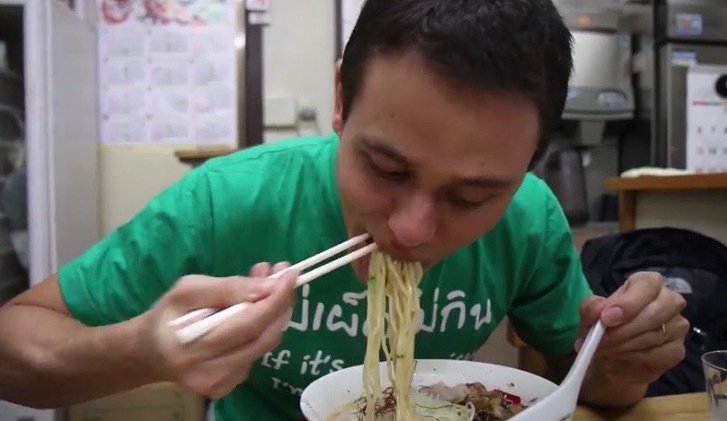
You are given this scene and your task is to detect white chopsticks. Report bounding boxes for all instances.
[171,233,377,345]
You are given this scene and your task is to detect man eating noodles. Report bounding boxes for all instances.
[0,0,688,420]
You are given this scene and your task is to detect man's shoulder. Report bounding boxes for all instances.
[187,133,342,244]
[509,172,556,217]
[463,172,571,281]
[449,173,562,271]
[202,133,337,175]
[189,133,337,197]
[492,172,561,236]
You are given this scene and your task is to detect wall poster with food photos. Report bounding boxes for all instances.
[97,0,239,146]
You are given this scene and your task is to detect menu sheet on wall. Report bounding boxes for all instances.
[686,64,727,173]
[97,0,238,146]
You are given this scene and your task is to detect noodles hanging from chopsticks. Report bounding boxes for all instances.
[363,249,424,420]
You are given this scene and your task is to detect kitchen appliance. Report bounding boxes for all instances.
[556,1,636,147]
[542,148,590,225]
[539,2,636,225]
[653,0,727,169]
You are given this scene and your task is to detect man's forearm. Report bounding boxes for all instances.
[578,359,648,408]
[0,304,158,408]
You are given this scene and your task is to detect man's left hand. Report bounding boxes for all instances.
[576,271,690,385]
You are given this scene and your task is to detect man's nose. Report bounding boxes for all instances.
[388,194,436,248]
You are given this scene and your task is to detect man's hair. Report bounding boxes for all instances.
[340,0,573,168]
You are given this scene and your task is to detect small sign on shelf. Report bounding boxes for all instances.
[246,0,270,12]
[248,11,272,26]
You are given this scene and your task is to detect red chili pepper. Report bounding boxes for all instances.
[494,389,522,404]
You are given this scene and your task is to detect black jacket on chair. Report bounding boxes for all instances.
[580,227,727,397]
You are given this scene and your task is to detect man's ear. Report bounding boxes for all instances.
[332,59,344,134]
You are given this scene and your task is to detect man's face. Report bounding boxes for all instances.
[332,52,540,280]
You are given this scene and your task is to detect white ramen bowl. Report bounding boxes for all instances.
[300,359,564,421]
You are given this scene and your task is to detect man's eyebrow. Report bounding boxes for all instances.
[358,134,410,165]
[454,175,513,189]
[358,132,514,188]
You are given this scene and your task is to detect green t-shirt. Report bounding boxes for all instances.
[58,133,592,420]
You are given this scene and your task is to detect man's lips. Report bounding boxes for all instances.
[383,248,418,262]
[373,240,420,262]
[351,232,422,264]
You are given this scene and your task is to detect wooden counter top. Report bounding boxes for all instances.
[604,172,727,232]
[605,172,727,192]
[174,147,239,166]
[574,392,708,420]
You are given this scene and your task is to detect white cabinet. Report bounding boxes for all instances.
[0,0,101,419]
[32,0,101,273]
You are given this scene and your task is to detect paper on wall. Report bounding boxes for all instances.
[97,0,238,146]
[685,64,727,173]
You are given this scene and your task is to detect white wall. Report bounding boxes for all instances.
[100,146,190,234]
[262,0,335,143]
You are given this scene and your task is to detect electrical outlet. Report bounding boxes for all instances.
[264,95,298,128]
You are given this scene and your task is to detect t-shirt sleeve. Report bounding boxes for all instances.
[58,167,215,327]
[507,188,593,356]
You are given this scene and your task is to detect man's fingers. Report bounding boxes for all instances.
[605,339,686,373]
[251,262,272,277]
[172,261,293,311]
[246,304,294,356]
[170,275,274,310]
[272,261,291,275]
[192,308,294,399]
[599,287,686,349]
[580,296,606,325]
[574,296,606,352]
[598,272,663,327]
[252,261,291,278]
[598,315,689,356]
[194,271,298,357]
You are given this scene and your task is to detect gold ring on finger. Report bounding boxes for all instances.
[658,323,668,346]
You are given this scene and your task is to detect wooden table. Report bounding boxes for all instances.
[603,173,727,232]
[574,392,709,420]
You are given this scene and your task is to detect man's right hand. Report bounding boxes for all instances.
[141,262,297,398]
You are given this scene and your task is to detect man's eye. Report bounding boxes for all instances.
[377,168,409,182]
[448,194,491,210]
[368,160,409,182]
